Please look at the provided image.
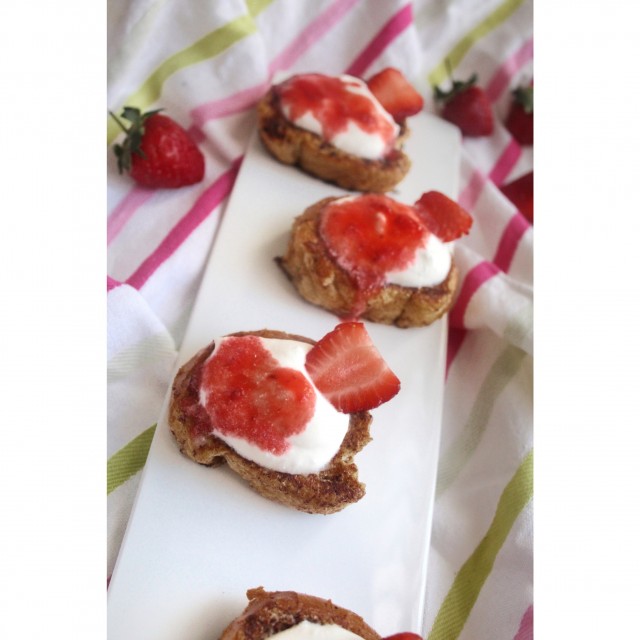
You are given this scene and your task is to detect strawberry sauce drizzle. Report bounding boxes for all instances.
[200,336,316,455]
[276,74,396,150]
[319,195,428,317]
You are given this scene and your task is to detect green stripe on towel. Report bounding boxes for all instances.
[428,450,533,640]
[107,4,274,143]
[428,0,525,87]
[246,0,274,16]
[437,344,528,497]
[107,424,156,494]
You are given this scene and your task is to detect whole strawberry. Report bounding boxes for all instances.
[434,72,493,137]
[500,171,533,223]
[110,107,205,188]
[505,84,533,145]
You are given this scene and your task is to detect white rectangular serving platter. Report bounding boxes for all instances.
[107,112,460,639]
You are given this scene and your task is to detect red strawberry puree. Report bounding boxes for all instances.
[319,194,429,316]
[276,74,397,154]
[200,336,316,455]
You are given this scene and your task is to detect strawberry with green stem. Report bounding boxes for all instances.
[500,171,533,224]
[505,83,533,145]
[110,106,205,189]
[434,62,493,137]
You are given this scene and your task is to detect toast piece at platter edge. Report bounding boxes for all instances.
[219,587,382,640]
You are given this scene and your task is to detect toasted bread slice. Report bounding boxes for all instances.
[220,587,381,640]
[168,330,372,514]
[257,88,410,193]
[277,198,459,328]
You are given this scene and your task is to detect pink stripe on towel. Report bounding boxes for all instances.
[485,37,534,102]
[346,3,413,77]
[107,187,156,246]
[513,605,533,640]
[269,0,361,74]
[126,157,242,290]
[493,212,530,272]
[449,261,500,329]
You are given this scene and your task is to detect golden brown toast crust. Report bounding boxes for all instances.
[277,198,459,328]
[220,587,382,640]
[257,89,410,193]
[168,330,372,514]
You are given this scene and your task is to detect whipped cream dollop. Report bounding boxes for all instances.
[385,233,452,288]
[199,337,350,475]
[278,73,400,160]
[267,621,365,640]
[324,195,452,289]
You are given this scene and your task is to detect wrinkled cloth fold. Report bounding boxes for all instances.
[107,2,533,638]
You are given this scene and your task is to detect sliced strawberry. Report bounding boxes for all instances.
[434,73,493,137]
[500,171,533,223]
[505,85,533,146]
[305,322,400,414]
[413,191,473,242]
[382,634,423,640]
[366,67,424,123]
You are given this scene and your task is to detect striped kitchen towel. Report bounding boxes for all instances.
[107,1,533,637]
